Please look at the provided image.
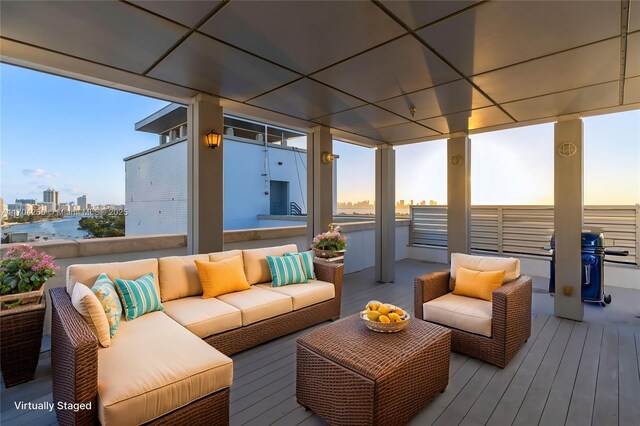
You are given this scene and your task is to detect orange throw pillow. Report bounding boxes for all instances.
[453,266,506,301]
[195,256,250,299]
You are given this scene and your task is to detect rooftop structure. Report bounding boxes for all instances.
[0,1,638,425]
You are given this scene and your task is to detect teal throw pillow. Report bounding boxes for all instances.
[91,273,123,337]
[285,251,316,280]
[114,273,164,320]
[267,255,308,287]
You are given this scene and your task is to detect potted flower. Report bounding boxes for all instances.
[0,245,59,387]
[312,224,347,259]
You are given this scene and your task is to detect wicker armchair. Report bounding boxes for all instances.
[414,270,532,368]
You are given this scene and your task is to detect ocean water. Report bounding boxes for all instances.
[2,216,86,241]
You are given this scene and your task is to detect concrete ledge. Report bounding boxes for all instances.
[1,234,187,259]
[224,226,306,243]
[1,221,411,259]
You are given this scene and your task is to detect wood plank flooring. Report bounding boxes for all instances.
[1,259,639,426]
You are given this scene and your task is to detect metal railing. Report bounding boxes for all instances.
[410,204,639,266]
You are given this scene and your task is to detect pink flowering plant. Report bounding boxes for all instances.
[312,224,347,252]
[0,245,59,296]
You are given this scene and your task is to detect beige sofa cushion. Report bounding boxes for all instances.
[157,254,209,302]
[209,249,243,263]
[423,293,492,337]
[67,258,159,296]
[242,244,298,285]
[256,280,335,310]
[97,311,232,426]
[163,296,242,338]
[450,253,520,290]
[217,286,293,325]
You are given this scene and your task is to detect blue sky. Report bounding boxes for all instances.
[1,64,169,205]
[2,64,639,207]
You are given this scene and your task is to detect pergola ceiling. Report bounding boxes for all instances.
[1,0,638,147]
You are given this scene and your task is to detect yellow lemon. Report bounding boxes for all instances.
[378,304,391,315]
[366,300,381,311]
[388,312,401,322]
[366,310,381,321]
[394,308,405,317]
[379,315,391,323]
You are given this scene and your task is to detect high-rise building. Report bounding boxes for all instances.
[77,195,87,210]
[43,188,59,210]
[0,196,5,219]
[15,198,36,204]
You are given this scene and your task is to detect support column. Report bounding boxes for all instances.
[307,126,333,246]
[187,94,224,254]
[554,119,584,321]
[375,145,395,283]
[447,134,471,258]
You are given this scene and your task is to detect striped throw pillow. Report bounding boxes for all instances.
[267,255,308,287]
[285,251,316,280]
[114,273,164,320]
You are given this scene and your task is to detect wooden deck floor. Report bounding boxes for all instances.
[2,259,639,426]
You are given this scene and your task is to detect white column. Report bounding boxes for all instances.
[375,145,395,283]
[187,94,224,254]
[554,119,584,321]
[447,134,471,258]
[307,126,333,246]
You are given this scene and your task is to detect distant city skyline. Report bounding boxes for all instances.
[2,64,639,208]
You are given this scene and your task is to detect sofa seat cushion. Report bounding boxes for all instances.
[216,286,293,325]
[163,297,242,338]
[97,311,232,426]
[256,280,335,310]
[423,293,493,337]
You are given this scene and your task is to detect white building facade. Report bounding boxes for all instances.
[124,105,309,236]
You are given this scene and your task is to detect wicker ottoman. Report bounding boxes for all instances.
[296,315,451,425]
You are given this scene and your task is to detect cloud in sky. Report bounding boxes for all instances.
[22,168,61,179]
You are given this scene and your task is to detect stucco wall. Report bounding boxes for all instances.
[124,137,308,235]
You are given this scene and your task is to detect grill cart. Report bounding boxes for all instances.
[548,228,628,307]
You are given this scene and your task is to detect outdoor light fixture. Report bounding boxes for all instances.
[321,152,336,164]
[205,130,222,149]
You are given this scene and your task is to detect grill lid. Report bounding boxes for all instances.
[550,227,604,249]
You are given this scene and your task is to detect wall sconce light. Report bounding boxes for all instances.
[321,152,336,164]
[205,130,222,149]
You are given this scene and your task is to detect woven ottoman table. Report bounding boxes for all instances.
[296,314,451,425]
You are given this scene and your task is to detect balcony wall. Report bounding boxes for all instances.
[1,220,409,334]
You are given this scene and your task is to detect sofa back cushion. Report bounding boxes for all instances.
[67,258,159,296]
[242,244,298,285]
[158,254,209,302]
[209,249,243,263]
[450,253,520,290]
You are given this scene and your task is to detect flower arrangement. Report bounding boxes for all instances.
[0,245,59,299]
[312,224,347,256]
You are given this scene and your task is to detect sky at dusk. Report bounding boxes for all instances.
[2,64,639,207]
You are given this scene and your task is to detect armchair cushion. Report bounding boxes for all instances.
[423,293,492,337]
[452,266,505,301]
[450,253,520,290]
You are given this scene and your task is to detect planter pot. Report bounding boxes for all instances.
[312,248,346,259]
[0,288,46,388]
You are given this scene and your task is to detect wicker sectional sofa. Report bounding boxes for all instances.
[50,244,343,426]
